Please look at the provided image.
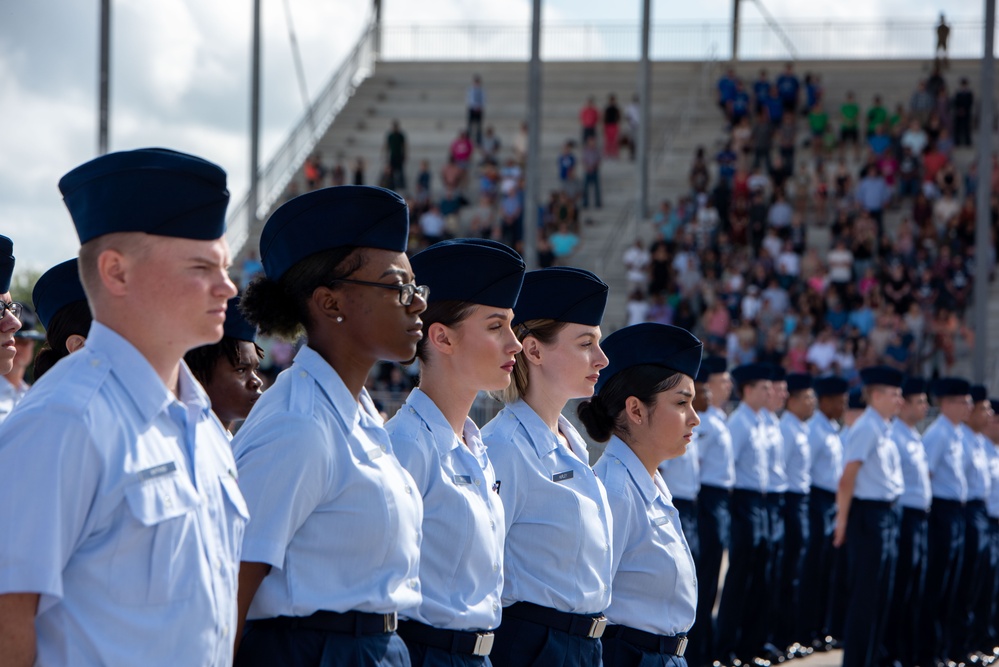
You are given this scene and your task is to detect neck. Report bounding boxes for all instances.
[900,414,920,428]
[629,438,662,478]
[308,330,376,399]
[3,368,25,388]
[419,363,478,438]
[522,380,571,435]
[95,317,184,395]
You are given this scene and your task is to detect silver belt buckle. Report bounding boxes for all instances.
[675,635,688,657]
[383,612,398,633]
[472,632,495,656]
[588,616,608,639]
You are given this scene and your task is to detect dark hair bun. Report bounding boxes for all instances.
[33,346,66,380]
[577,395,615,443]
[241,276,302,339]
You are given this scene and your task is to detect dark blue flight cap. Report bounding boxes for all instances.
[848,387,867,410]
[412,238,525,309]
[931,377,971,397]
[786,373,813,393]
[701,355,728,377]
[512,267,608,327]
[596,323,702,394]
[731,362,772,387]
[13,305,45,341]
[860,365,904,388]
[32,259,87,329]
[991,399,999,414]
[769,365,787,383]
[970,384,988,403]
[224,296,256,343]
[0,234,13,294]
[260,185,410,281]
[814,376,849,397]
[901,377,927,397]
[695,365,712,384]
[59,148,229,244]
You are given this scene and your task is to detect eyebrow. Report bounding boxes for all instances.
[189,255,228,267]
[485,312,509,322]
[380,267,411,280]
[576,332,598,340]
[676,389,695,398]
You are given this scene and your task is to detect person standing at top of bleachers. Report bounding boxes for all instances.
[384,120,407,192]
[777,63,800,116]
[580,97,600,146]
[467,74,485,146]
[603,94,621,159]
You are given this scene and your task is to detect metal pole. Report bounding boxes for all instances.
[638,0,651,221]
[98,0,110,155]
[523,0,542,271]
[973,0,995,381]
[373,0,382,60]
[731,0,740,61]
[249,0,262,240]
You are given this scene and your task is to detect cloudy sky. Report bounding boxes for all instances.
[0,0,985,275]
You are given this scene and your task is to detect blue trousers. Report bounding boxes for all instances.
[404,641,491,667]
[236,621,411,667]
[693,485,730,664]
[953,500,991,656]
[919,498,967,664]
[986,519,999,648]
[800,487,837,643]
[672,497,699,665]
[763,493,786,651]
[774,491,809,649]
[842,499,900,667]
[489,613,603,667]
[884,506,929,667]
[602,636,689,667]
[716,489,770,660]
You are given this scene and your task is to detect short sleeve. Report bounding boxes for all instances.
[234,414,333,569]
[844,423,875,465]
[386,419,434,497]
[0,406,102,607]
[484,434,530,533]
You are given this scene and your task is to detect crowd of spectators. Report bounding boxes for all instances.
[624,59,993,384]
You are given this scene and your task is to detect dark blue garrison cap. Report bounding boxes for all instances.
[731,363,772,387]
[260,185,409,281]
[701,355,728,377]
[814,376,849,397]
[32,259,87,329]
[991,399,999,414]
[512,267,608,327]
[901,376,928,397]
[59,148,229,244]
[931,377,971,397]
[596,323,702,394]
[769,365,787,383]
[224,296,256,343]
[412,238,525,309]
[860,365,904,388]
[848,387,867,410]
[0,235,13,294]
[971,384,988,403]
[786,373,813,393]
[695,365,712,384]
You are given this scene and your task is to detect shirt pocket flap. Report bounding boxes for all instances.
[124,475,200,526]
[219,473,250,520]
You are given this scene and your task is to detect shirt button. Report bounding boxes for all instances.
[90,359,100,367]
[615,460,622,466]
[605,543,610,552]
[410,407,416,414]
[410,579,419,590]
[475,479,481,486]
[492,602,499,612]
[299,371,307,378]
[490,520,496,529]
[405,485,412,495]
[604,584,609,592]
[493,562,499,572]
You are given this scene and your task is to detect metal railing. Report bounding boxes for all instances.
[380,19,989,62]
[226,22,378,257]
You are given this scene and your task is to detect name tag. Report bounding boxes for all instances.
[552,470,574,483]
[652,515,670,526]
[138,461,177,481]
[453,474,472,485]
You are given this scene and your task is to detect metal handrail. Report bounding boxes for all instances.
[226,22,377,257]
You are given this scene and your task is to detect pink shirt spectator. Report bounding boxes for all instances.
[450,134,474,166]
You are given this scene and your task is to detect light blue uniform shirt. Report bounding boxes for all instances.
[922,415,969,502]
[0,376,28,423]
[780,412,812,494]
[386,388,505,631]
[595,437,697,636]
[696,405,736,488]
[806,411,843,493]
[960,424,991,501]
[765,410,789,493]
[890,419,931,511]
[233,346,422,619]
[844,407,903,501]
[0,323,248,667]
[659,435,700,501]
[481,399,613,614]
[986,442,999,518]
[728,403,770,493]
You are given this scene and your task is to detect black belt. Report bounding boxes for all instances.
[504,601,607,639]
[397,620,494,656]
[933,497,966,509]
[604,624,688,655]
[257,610,398,635]
[852,498,895,509]
[810,487,836,500]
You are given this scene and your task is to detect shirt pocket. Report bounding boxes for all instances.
[113,475,202,606]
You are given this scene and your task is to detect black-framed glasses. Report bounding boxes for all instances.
[330,279,430,306]
[0,301,22,320]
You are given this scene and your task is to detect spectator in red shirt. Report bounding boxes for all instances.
[580,97,600,146]
[604,94,621,159]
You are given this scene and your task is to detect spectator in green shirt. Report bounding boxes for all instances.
[866,94,887,139]
[840,91,860,157]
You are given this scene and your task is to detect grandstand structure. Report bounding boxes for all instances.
[228,18,999,386]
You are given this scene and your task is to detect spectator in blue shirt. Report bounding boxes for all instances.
[777,63,800,114]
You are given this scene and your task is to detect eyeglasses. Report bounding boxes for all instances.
[330,279,430,306]
[0,301,22,320]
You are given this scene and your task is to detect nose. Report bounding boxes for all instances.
[594,344,609,369]
[219,272,238,299]
[1,310,21,334]
[507,327,523,355]
[690,409,701,427]
[248,370,263,390]
[408,290,428,315]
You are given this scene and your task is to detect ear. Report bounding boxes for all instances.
[65,334,87,354]
[310,285,345,323]
[623,395,647,427]
[97,248,129,297]
[521,336,543,367]
[426,321,456,356]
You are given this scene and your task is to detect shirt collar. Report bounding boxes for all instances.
[861,406,891,432]
[291,345,361,430]
[606,435,659,505]
[405,387,467,455]
[507,399,559,457]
